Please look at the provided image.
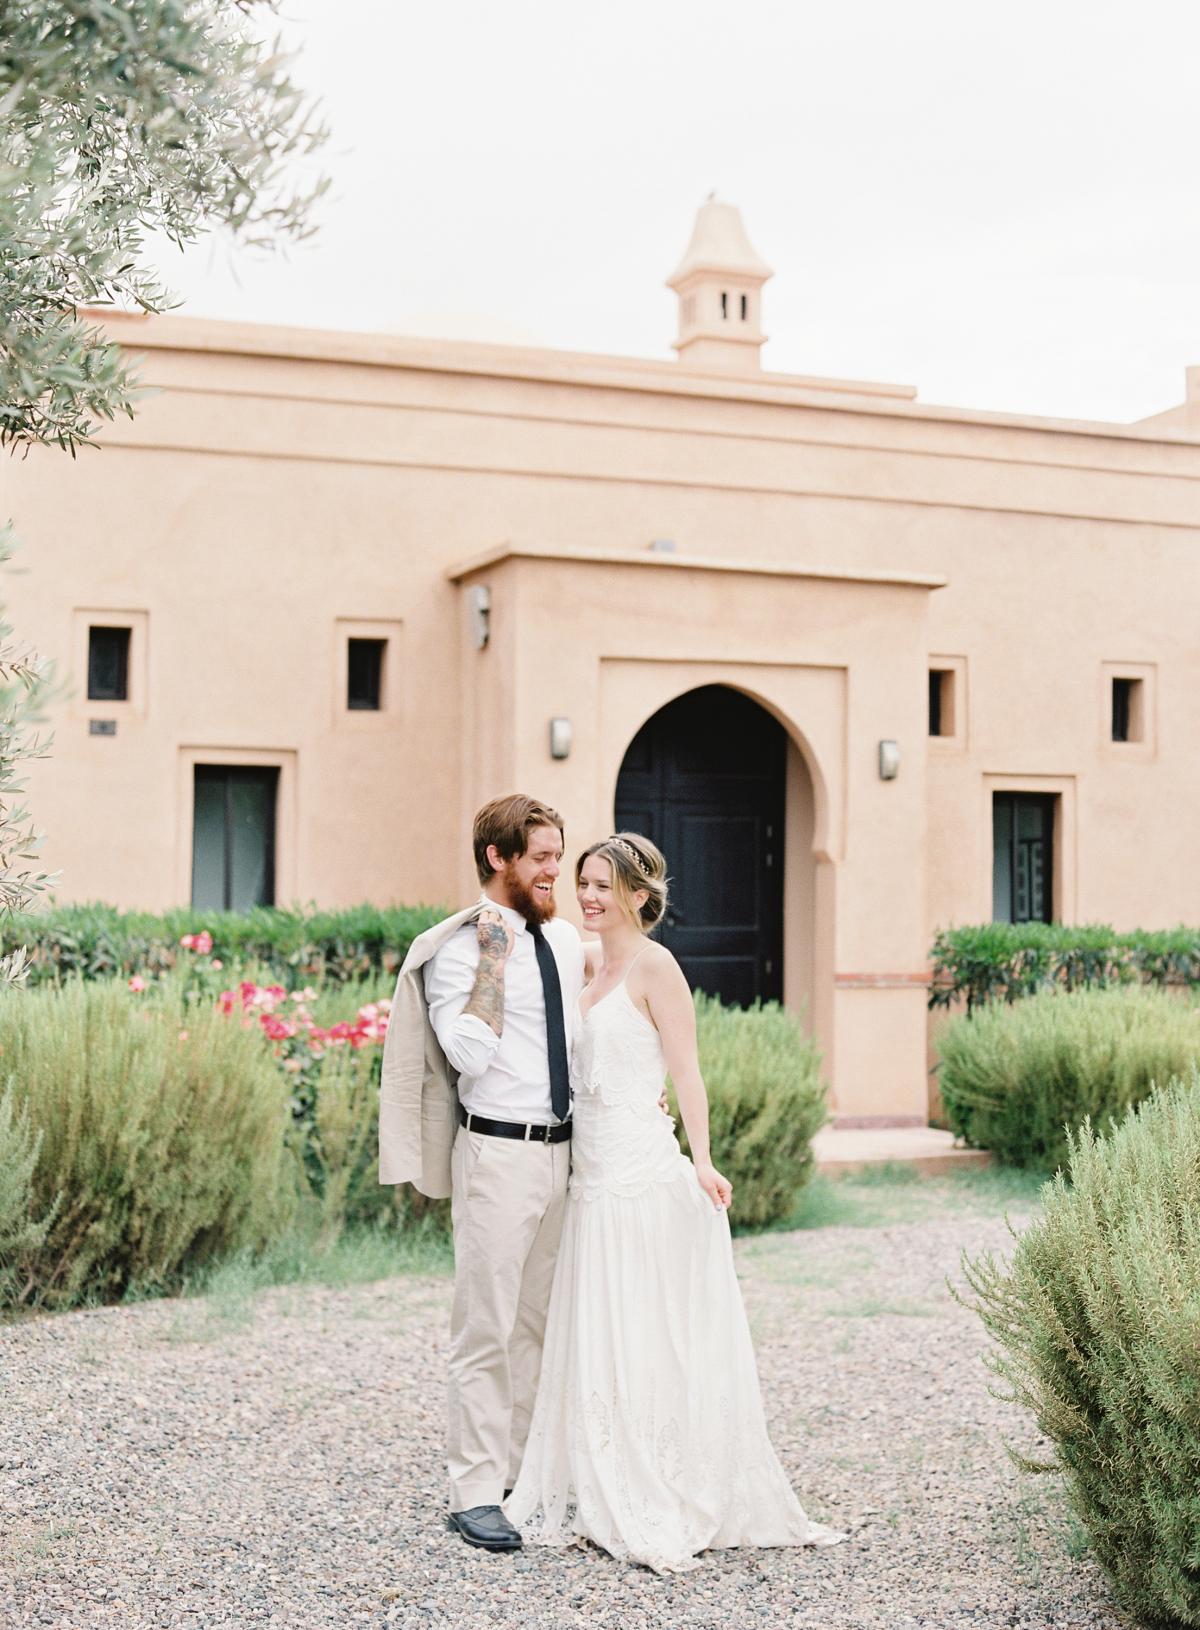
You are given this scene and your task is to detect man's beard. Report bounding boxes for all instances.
[503,865,557,925]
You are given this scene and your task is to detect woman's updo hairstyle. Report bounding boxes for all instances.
[575,831,669,934]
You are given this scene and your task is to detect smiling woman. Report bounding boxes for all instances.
[575,831,668,937]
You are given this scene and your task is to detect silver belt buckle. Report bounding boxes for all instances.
[524,1122,533,1141]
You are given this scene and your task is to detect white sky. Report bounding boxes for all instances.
[155,0,1200,424]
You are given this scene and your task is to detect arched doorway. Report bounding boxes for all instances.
[614,685,786,1006]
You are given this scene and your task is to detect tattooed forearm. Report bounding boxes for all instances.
[463,924,509,1036]
[464,954,506,1036]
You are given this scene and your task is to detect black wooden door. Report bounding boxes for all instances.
[615,686,785,1006]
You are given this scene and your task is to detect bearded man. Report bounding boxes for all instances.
[379,794,584,1552]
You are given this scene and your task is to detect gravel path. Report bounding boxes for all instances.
[1,1211,1132,1630]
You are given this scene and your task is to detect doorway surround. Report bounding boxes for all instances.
[447,543,946,1122]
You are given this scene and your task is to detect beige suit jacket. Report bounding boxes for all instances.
[378,903,484,1198]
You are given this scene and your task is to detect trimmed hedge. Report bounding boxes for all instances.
[2,901,444,987]
[961,1074,1200,1627]
[929,922,1200,1012]
[938,985,1200,1171]
[675,993,829,1229]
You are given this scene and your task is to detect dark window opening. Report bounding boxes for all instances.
[1111,676,1143,742]
[347,638,386,711]
[740,293,748,320]
[87,626,131,701]
[992,793,1055,924]
[191,766,278,912]
[720,291,728,319]
[929,668,956,737]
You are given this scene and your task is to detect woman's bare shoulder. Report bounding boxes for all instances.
[632,939,687,995]
[582,940,602,981]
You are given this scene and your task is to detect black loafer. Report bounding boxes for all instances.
[447,1504,522,1552]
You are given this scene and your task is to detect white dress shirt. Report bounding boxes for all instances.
[423,897,586,1125]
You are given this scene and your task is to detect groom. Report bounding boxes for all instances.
[379,793,585,1552]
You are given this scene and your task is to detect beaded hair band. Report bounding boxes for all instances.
[606,836,652,877]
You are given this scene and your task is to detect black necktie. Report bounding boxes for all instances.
[528,920,571,1122]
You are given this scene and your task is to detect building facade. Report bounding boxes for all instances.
[6,200,1200,1124]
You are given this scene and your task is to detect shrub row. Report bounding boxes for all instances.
[0,975,828,1310]
[929,921,1200,1011]
[938,986,1200,1172]
[1,901,445,988]
[962,1073,1200,1628]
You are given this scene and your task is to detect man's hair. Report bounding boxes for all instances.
[472,794,565,884]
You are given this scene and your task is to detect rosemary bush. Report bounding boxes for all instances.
[938,986,1200,1171]
[300,1042,449,1237]
[676,993,829,1229]
[962,1074,1200,1628]
[0,979,294,1309]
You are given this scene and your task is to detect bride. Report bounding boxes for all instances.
[505,832,844,1573]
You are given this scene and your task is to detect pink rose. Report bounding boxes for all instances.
[128,975,146,992]
[179,934,195,950]
[194,931,213,955]
[211,958,223,970]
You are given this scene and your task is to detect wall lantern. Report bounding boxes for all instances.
[468,583,490,650]
[549,717,572,760]
[878,739,901,780]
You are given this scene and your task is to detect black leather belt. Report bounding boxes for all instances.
[458,1103,572,1143]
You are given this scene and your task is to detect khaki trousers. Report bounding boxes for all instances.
[447,1124,569,1511]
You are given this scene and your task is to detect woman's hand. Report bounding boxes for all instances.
[694,1161,733,1212]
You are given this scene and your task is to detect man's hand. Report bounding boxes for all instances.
[476,909,515,960]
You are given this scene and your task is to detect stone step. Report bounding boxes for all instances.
[813,1124,992,1177]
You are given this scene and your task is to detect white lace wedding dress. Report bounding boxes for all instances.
[504,971,845,1573]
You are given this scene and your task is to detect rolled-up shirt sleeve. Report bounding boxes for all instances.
[423,929,502,1080]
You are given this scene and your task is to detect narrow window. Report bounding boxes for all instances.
[347,637,386,711]
[192,766,279,911]
[740,293,748,320]
[87,626,131,701]
[992,794,1055,924]
[1111,676,1143,742]
[929,669,956,737]
[720,291,728,319]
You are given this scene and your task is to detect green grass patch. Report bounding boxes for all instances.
[179,1218,454,1305]
[148,1220,455,1341]
[761,1161,1048,1233]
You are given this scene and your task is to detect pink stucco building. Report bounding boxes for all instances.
[5,199,1199,1124]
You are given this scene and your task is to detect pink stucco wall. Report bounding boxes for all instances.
[4,307,1198,1120]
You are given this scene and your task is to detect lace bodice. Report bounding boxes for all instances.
[569,980,691,1201]
[572,982,665,1106]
